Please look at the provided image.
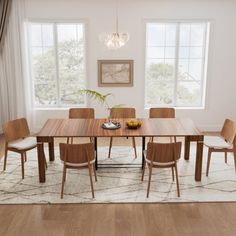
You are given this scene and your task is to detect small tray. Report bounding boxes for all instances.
[102,122,121,130]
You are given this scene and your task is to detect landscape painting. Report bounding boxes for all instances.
[98,60,133,87]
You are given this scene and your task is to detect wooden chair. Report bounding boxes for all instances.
[108,108,137,158]
[149,107,176,143]
[59,142,97,199]
[2,118,46,179]
[204,119,236,176]
[142,142,182,198]
[67,108,95,144]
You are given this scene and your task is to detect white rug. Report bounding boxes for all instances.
[0,144,236,203]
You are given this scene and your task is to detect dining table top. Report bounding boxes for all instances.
[37,118,203,138]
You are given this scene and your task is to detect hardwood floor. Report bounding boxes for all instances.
[0,133,234,236]
[0,203,236,236]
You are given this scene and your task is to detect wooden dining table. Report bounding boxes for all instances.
[36,118,204,183]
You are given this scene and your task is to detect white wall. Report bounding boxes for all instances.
[24,0,236,132]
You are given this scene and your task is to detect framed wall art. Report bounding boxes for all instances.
[98,60,134,87]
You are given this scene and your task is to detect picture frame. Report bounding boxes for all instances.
[98,60,134,87]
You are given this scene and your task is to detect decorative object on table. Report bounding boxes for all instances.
[79,89,124,120]
[126,119,142,129]
[99,0,130,50]
[102,121,121,130]
[98,60,133,87]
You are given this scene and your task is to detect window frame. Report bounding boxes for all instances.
[26,19,88,108]
[144,19,210,109]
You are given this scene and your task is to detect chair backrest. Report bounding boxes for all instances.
[69,108,95,119]
[2,118,30,142]
[149,108,175,118]
[110,108,136,119]
[220,119,236,144]
[59,143,95,164]
[146,142,182,164]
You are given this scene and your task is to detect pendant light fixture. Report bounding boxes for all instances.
[99,0,130,50]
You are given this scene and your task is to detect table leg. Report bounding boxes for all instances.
[37,142,46,183]
[195,135,204,181]
[142,137,146,169]
[184,136,190,160]
[48,137,55,162]
[94,137,98,170]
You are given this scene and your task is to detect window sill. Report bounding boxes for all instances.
[145,107,206,110]
[33,106,86,111]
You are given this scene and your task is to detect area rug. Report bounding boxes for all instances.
[0,144,236,203]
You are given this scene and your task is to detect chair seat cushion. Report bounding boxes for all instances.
[143,150,175,166]
[204,136,232,149]
[8,137,37,150]
[61,159,95,167]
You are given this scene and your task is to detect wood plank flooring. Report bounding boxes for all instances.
[0,203,236,236]
[1,134,235,236]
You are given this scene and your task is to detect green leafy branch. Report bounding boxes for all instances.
[79,89,124,112]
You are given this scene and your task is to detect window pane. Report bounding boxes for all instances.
[42,24,53,47]
[147,23,165,46]
[190,24,205,46]
[177,81,201,106]
[57,24,85,105]
[145,21,209,108]
[30,24,42,47]
[146,81,174,106]
[189,59,202,80]
[179,24,190,46]
[179,47,189,59]
[178,59,189,80]
[165,47,175,58]
[29,22,86,107]
[30,23,57,106]
[147,47,165,59]
[146,62,175,81]
[165,24,177,46]
[189,47,203,58]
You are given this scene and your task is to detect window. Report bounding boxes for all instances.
[145,22,210,108]
[28,22,86,107]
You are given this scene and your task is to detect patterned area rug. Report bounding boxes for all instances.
[0,144,236,203]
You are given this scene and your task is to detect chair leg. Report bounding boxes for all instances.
[21,153,25,179]
[61,165,67,199]
[88,164,95,198]
[224,151,227,164]
[206,148,212,177]
[44,156,48,169]
[67,137,70,144]
[174,136,177,143]
[149,137,154,142]
[233,152,236,172]
[132,137,137,158]
[90,137,93,143]
[174,164,180,197]
[141,160,146,181]
[147,164,153,198]
[25,153,27,162]
[71,137,73,144]
[3,146,8,171]
[171,167,175,181]
[170,137,177,143]
[108,137,113,158]
[93,163,97,182]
